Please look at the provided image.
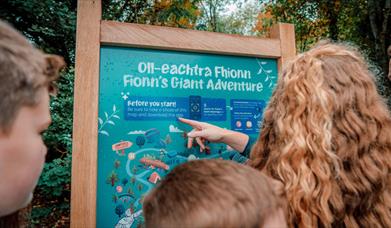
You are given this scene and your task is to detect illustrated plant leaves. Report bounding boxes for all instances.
[100,130,110,136]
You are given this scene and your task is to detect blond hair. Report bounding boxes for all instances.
[0,20,64,132]
[143,159,284,228]
[250,41,391,227]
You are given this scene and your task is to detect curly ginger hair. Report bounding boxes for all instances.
[250,41,391,227]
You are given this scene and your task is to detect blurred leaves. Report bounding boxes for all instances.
[103,0,201,29]
[0,0,77,64]
[256,0,390,107]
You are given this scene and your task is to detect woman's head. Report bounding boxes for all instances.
[0,20,64,216]
[250,41,391,227]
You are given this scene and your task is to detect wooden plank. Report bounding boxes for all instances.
[70,0,101,227]
[100,20,281,58]
[270,23,296,71]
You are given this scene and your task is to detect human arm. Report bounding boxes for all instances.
[178,117,249,153]
[241,135,258,157]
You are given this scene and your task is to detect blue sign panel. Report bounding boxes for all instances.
[97,46,278,227]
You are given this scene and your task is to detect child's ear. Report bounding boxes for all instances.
[44,54,65,76]
[44,54,65,94]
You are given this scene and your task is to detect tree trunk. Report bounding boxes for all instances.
[368,0,390,74]
[382,0,391,76]
[388,45,391,80]
[326,0,340,40]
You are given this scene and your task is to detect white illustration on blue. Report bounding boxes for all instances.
[256,58,276,88]
[121,92,130,101]
[128,130,146,135]
[115,209,142,228]
[99,105,120,136]
[168,125,184,133]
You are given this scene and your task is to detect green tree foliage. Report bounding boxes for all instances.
[0,0,76,64]
[257,0,391,107]
[44,68,74,158]
[216,1,262,35]
[103,0,201,28]
[30,154,72,226]
[258,0,390,68]
[196,0,238,32]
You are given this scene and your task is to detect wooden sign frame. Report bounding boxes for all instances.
[71,0,296,227]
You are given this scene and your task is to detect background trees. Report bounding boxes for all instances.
[256,0,390,73]
[0,0,389,226]
[255,0,390,107]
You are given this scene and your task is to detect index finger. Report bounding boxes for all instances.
[178,117,204,129]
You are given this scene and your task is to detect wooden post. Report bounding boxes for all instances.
[100,21,282,58]
[270,23,296,72]
[70,0,101,227]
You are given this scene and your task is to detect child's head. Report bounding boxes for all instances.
[250,41,391,227]
[0,20,64,216]
[143,159,286,228]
